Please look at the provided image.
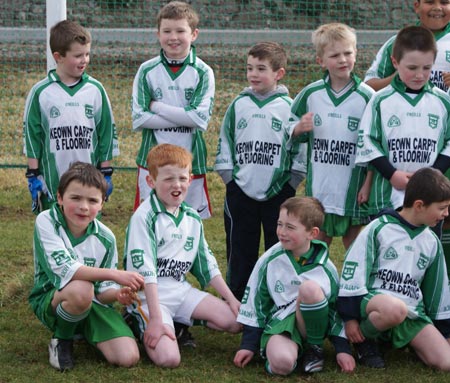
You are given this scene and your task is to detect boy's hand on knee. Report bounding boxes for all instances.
[144,318,176,349]
[234,349,254,368]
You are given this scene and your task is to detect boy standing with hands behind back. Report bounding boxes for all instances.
[215,41,306,301]
[132,1,214,220]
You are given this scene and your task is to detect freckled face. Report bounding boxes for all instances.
[147,164,192,212]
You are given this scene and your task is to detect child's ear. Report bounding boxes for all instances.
[146,174,155,189]
[52,51,62,63]
[391,55,399,70]
[316,56,324,68]
[276,67,286,81]
[56,192,63,207]
[310,226,320,239]
[413,199,425,210]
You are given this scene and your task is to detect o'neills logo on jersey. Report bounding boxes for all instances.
[383,247,398,260]
[237,118,247,130]
[387,115,401,128]
[131,249,145,269]
[314,114,322,126]
[274,280,285,293]
[50,106,60,118]
[85,104,94,119]
[342,261,358,281]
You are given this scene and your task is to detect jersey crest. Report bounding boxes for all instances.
[131,249,145,269]
[347,116,360,132]
[428,114,439,129]
[342,261,358,281]
[50,106,60,118]
[271,117,282,132]
[84,104,94,119]
[417,253,429,270]
[184,236,194,251]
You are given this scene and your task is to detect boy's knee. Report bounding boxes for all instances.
[114,349,140,368]
[268,355,296,376]
[65,281,94,308]
[298,280,324,304]
[154,353,181,368]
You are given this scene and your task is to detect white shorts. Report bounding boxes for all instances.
[134,166,212,219]
[135,283,209,329]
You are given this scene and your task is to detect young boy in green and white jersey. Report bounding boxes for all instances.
[214,41,306,302]
[124,144,241,368]
[365,0,450,92]
[132,1,214,220]
[234,196,356,375]
[291,23,374,250]
[355,25,450,217]
[337,167,450,371]
[23,20,118,213]
[29,162,144,371]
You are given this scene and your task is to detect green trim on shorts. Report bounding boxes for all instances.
[260,313,303,357]
[360,293,431,348]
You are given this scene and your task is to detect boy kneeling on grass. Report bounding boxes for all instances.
[337,167,450,371]
[29,162,145,371]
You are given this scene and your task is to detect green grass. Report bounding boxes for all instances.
[1,169,450,383]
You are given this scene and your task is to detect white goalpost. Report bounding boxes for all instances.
[46,0,67,72]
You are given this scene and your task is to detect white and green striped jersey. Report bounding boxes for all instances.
[237,240,343,337]
[214,86,306,201]
[291,73,374,216]
[355,75,450,214]
[124,190,221,305]
[23,70,119,201]
[132,47,215,175]
[339,211,450,321]
[29,204,120,320]
[364,23,450,92]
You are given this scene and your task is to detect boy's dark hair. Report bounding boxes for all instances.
[248,42,287,71]
[403,167,450,207]
[280,196,325,231]
[49,20,91,56]
[146,143,193,179]
[58,162,107,200]
[157,1,199,31]
[392,25,437,62]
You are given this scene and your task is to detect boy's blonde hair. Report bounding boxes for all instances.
[157,1,199,31]
[49,20,91,56]
[280,196,325,231]
[146,144,193,178]
[312,23,356,58]
[248,41,287,71]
